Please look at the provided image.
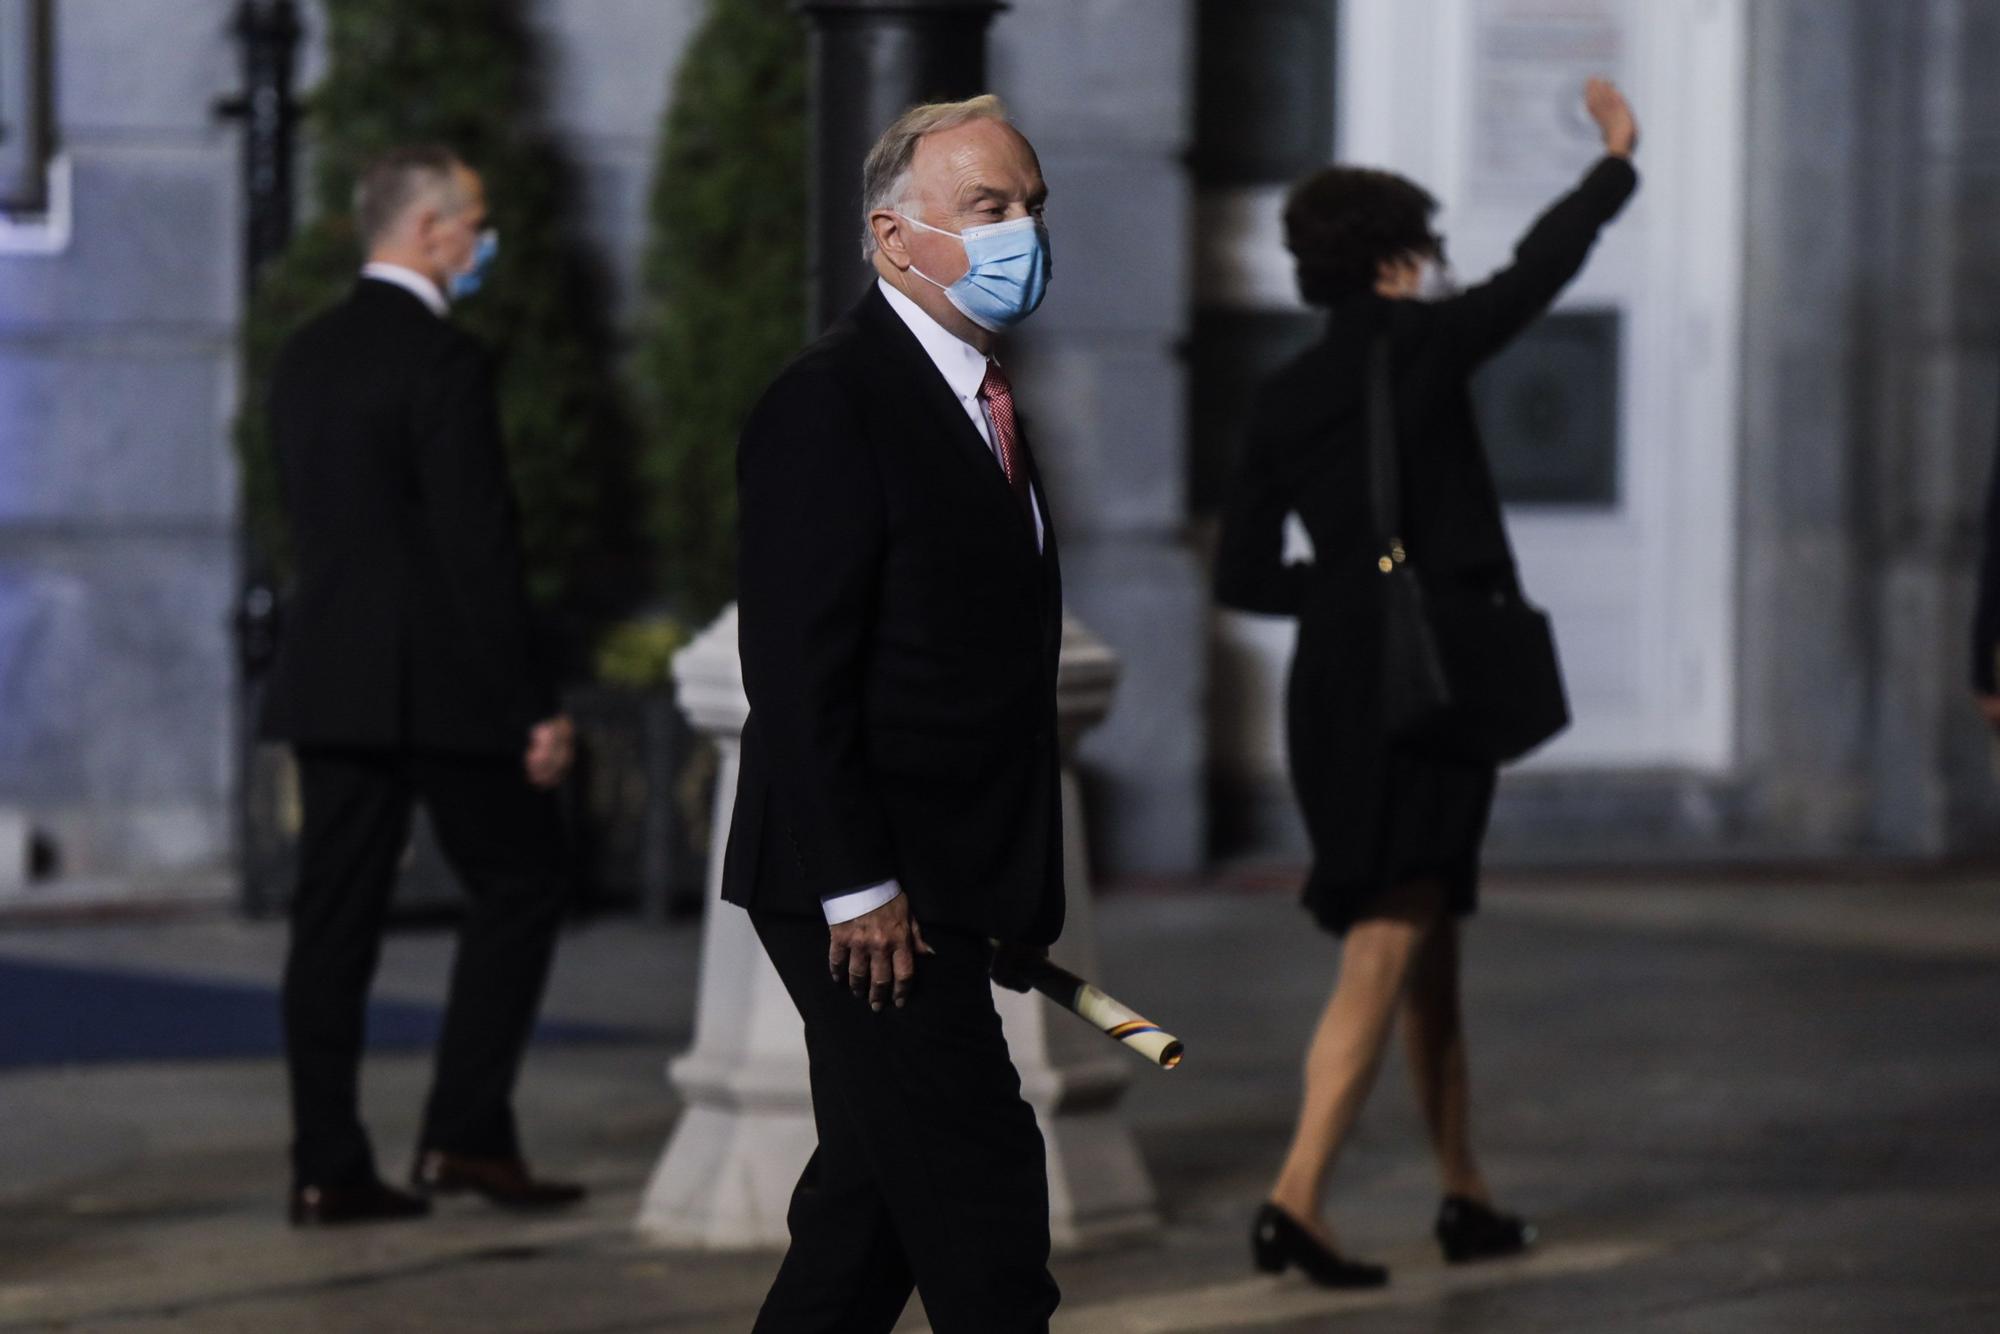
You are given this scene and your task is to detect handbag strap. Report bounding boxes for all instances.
[1366,333,1405,570]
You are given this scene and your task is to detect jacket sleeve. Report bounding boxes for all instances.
[736,367,898,897]
[409,337,557,725]
[1435,155,1639,368]
[1215,401,1307,617]
[1973,418,2000,693]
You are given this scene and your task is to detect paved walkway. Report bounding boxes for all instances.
[2,871,1997,1332]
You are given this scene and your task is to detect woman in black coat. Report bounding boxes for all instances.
[1216,79,1640,1286]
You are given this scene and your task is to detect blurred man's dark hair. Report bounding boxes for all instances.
[1283,167,1442,306]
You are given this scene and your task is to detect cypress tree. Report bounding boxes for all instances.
[234,0,633,637]
[631,0,808,623]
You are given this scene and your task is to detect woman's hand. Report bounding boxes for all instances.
[1585,77,1639,158]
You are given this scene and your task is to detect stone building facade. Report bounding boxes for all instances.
[0,0,242,886]
[2,0,1996,899]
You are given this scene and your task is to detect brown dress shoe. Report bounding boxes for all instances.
[290,1179,432,1227]
[411,1151,587,1211]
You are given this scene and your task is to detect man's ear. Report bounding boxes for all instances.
[408,206,443,250]
[870,210,910,270]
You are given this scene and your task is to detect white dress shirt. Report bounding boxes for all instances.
[819,279,1047,927]
[360,262,450,318]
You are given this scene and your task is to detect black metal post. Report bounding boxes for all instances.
[795,0,1005,331]
[216,0,304,914]
[216,0,305,285]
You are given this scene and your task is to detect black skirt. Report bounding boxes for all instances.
[1284,577,1498,936]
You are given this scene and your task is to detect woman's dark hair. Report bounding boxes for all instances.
[1283,167,1441,306]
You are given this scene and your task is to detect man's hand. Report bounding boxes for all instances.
[1586,77,1639,158]
[990,942,1049,994]
[524,715,576,789]
[1975,694,2000,732]
[829,894,934,1012]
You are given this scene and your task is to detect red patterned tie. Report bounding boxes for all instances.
[977,361,1034,521]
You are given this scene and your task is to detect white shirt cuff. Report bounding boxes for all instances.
[822,880,902,925]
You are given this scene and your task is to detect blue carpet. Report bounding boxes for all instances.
[0,956,636,1070]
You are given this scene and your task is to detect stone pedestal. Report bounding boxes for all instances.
[0,808,30,896]
[634,606,813,1246]
[636,606,1159,1250]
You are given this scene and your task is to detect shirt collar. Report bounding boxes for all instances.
[360,262,450,318]
[877,277,991,401]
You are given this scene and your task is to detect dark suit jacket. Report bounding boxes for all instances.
[722,284,1066,946]
[1215,156,1636,920]
[259,279,553,755]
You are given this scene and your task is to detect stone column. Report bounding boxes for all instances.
[795,0,1006,329]
[636,606,1159,1249]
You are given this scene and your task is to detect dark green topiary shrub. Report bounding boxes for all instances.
[234,0,635,638]
[630,0,809,624]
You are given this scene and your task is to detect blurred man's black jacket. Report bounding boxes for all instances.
[724,284,1066,947]
[260,279,553,754]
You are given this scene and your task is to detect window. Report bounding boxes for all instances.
[0,0,52,218]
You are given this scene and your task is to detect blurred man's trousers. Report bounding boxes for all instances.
[748,910,1059,1334]
[282,747,567,1188]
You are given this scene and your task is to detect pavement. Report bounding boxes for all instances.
[2,869,1998,1332]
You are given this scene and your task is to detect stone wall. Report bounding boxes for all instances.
[528,0,704,328]
[1477,1,2000,865]
[992,0,1207,876]
[30,0,1991,890]
[0,0,709,897]
[0,0,242,884]
[1725,0,2000,859]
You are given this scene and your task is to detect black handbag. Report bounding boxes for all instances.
[1366,335,1570,765]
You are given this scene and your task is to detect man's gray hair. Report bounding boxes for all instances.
[859,94,1013,259]
[353,144,470,247]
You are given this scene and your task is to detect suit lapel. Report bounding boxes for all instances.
[853,287,1044,554]
[1015,421,1064,648]
[1013,416,1059,568]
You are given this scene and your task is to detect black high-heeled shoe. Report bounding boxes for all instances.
[1250,1202,1390,1288]
[1434,1195,1535,1263]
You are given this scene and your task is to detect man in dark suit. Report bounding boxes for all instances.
[724,95,1063,1332]
[263,145,584,1226]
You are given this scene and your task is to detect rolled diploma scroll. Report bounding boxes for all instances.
[1021,959,1184,1070]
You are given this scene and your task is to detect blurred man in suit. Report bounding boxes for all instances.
[725,96,1064,1332]
[263,145,583,1226]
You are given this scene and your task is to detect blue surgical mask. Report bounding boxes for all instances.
[899,212,1051,332]
[448,228,499,301]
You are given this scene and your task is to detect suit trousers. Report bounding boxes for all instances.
[282,747,567,1187]
[750,910,1059,1334]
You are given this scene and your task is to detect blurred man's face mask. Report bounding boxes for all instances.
[448,228,500,301]
[898,211,1052,332]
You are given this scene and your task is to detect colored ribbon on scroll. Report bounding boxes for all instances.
[994,953,1184,1070]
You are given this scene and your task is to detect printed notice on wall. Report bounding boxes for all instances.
[1469,0,1628,205]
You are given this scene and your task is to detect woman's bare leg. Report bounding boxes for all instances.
[1401,916,1489,1202]
[1267,881,1443,1240]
